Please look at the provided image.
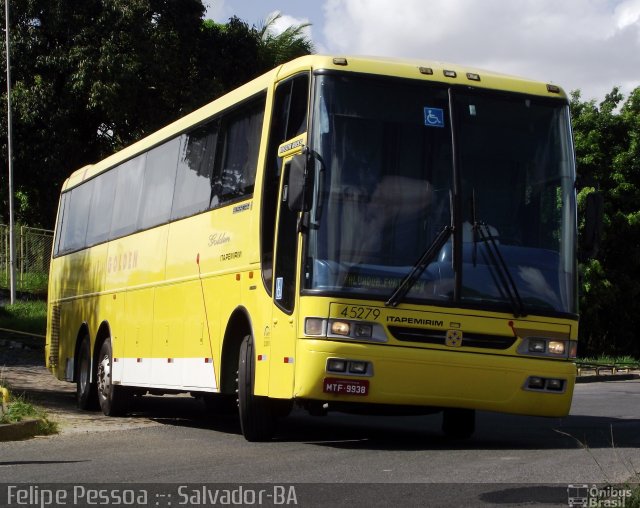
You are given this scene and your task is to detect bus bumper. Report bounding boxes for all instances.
[293,339,576,417]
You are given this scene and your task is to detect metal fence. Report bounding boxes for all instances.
[0,225,53,295]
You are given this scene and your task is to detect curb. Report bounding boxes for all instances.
[0,419,41,442]
[576,373,640,383]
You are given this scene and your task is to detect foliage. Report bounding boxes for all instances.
[628,483,640,508]
[7,2,639,359]
[0,300,47,334]
[258,12,315,68]
[572,86,640,357]
[577,355,639,367]
[0,1,313,228]
[0,389,58,435]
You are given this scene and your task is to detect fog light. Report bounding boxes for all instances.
[548,341,566,355]
[354,324,373,338]
[546,379,564,391]
[528,339,546,353]
[305,318,325,336]
[327,358,347,372]
[331,321,350,336]
[528,376,545,389]
[348,361,368,374]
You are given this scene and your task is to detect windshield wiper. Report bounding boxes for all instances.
[469,188,525,317]
[472,220,527,318]
[385,225,452,308]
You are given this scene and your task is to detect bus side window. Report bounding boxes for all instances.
[211,95,266,207]
[261,73,309,294]
[137,137,181,230]
[86,169,118,246]
[61,179,94,253]
[53,192,69,257]
[110,154,146,239]
[172,126,217,221]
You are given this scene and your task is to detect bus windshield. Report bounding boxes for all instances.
[305,73,577,315]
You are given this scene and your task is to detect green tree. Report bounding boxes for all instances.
[1,2,314,228]
[1,0,209,226]
[573,86,640,357]
[258,12,315,69]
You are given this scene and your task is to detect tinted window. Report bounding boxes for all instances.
[110,154,146,238]
[138,138,180,229]
[273,163,299,313]
[286,75,309,138]
[54,192,69,256]
[211,96,265,206]
[62,179,94,253]
[171,125,217,220]
[86,169,117,246]
[54,93,269,254]
[262,74,309,293]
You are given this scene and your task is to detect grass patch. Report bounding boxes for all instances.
[627,483,640,508]
[0,271,49,294]
[0,385,58,435]
[18,272,49,294]
[0,300,47,335]
[577,355,640,367]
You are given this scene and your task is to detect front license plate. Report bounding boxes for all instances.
[323,378,369,396]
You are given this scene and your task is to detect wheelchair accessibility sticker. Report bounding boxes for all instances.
[424,107,445,128]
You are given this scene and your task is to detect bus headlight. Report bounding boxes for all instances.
[304,318,388,343]
[518,337,571,358]
[548,341,566,355]
[305,318,326,336]
[330,321,350,336]
[528,339,546,353]
[353,324,373,339]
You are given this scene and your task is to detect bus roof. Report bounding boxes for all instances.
[63,54,567,191]
[277,54,567,98]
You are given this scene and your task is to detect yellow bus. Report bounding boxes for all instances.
[46,55,578,441]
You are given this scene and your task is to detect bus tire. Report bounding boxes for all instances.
[96,338,130,417]
[238,334,276,441]
[76,335,98,410]
[442,408,475,439]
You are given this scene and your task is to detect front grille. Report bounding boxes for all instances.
[388,326,516,350]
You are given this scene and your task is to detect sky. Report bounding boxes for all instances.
[204,0,640,103]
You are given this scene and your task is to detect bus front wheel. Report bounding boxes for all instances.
[238,335,276,441]
[76,335,98,410]
[96,338,130,417]
[442,408,475,439]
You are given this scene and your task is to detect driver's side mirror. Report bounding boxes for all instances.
[287,152,312,212]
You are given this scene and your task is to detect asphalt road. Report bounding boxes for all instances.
[1,380,640,507]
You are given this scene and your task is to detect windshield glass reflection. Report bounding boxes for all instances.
[305,74,576,315]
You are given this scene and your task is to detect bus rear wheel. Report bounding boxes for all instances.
[238,334,276,441]
[76,335,98,410]
[442,408,475,439]
[96,338,130,417]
